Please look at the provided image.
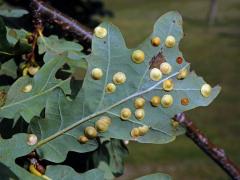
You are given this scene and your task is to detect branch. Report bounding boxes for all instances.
[29,1,240,179]
[175,113,240,180]
[30,0,93,46]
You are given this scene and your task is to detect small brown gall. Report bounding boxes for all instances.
[151,36,161,46]
[181,98,189,106]
[94,26,107,38]
[134,109,145,120]
[161,94,173,108]
[27,134,38,146]
[138,125,149,136]
[91,68,103,80]
[150,96,161,107]
[160,62,172,75]
[78,135,89,144]
[176,56,183,64]
[120,108,132,120]
[201,84,212,97]
[177,68,188,80]
[22,84,33,93]
[163,79,174,91]
[130,127,140,138]
[165,35,176,48]
[113,72,126,84]
[105,83,116,93]
[150,68,162,81]
[132,50,145,64]
[134,97,145,109]
[84,126,98,139]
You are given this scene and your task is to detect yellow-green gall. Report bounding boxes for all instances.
[78,135,89,144]
[132,50,145,64]
[134,109,145,120]
[150,96,161,107]
[150,68,162,81]
[22,84,33,93]
[84,126,98,139]
[161,94,173,108]
[94,26,107,38]
[177,68,188,80]
[201,84,212,97]
[130,127,140,138]
[163,79,174,91]
[28,66,40,75]
[91,68,103,80]
[120,108,132,120]
[113,72,126,84]
[138,125,149,136]
[105,83,116,93]
[134,97,145,109]
[27,134,38,146]
[151,36,161,46]
[160,62,172,75]
[165,35,176,48]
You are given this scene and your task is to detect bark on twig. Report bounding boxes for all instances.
[175,113,240,180]
[26,8,43,64]
[29,1,240,179]
[30,0,92,45]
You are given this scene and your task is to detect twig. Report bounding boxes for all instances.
[26,12,43,64]
[175,113,240,180]
[30,0,92,45]
[28,1,240,179]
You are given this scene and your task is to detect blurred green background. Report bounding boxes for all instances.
[102,0,240,179]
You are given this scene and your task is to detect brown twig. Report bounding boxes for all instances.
[28,1,240,179]
[26,3,44,64]
[30,0,92,46]
[175,113,240,180]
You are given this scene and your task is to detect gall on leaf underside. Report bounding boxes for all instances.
[0,11,221,179]
[29,11,220,163]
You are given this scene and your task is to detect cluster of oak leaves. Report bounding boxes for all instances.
[0,8,220,180]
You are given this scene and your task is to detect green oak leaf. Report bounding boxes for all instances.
[38,35,87,76]
[0,8,28,18]
[0,57,71,122]
[0,17,11,57]
[6,27,29,45]
[97,161,115,180]
[30,89,98,163]
[0,18,31,60]
[0,134,42,180]
[45,166,104,180]
[0,162,19,180]
[136,172,171,180]
[29,11,220,163]
[0,58,17,78]
[38,35,83,62]
[0,134,103,180]
[91,139,128,177]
